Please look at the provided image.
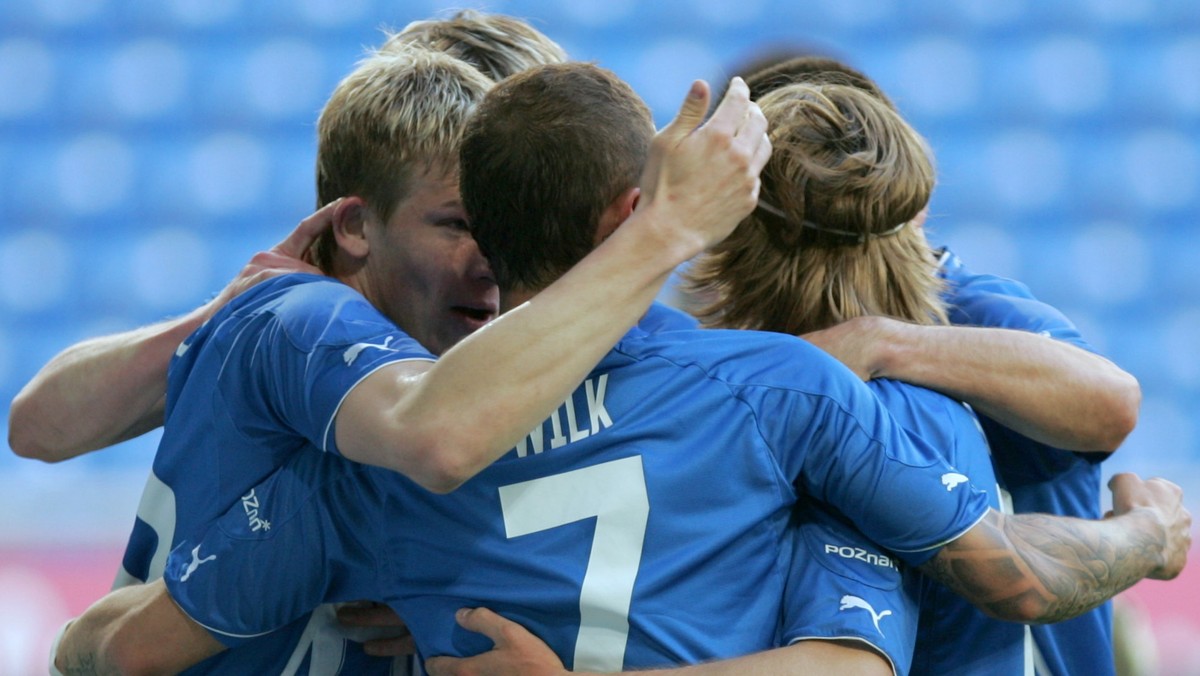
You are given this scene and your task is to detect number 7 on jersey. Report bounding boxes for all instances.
[499,456,650,672]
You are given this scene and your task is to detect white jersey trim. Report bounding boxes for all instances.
[887,506,990,554]
[321,356,436,453]
[787,635,897,676]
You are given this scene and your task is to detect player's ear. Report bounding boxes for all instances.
[594,187,640,245]
[332,196,372,260]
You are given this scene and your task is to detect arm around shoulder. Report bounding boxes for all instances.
[8,315,195,462]
[805,316,1140,452]
[423,608,893,676]
[920,474,1190,624]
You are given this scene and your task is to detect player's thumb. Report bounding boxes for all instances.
[658,79,710,143]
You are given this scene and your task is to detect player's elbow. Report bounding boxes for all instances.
[978,594,1054,624]
[399,432,482,494]
[1097,372,1140,452]
[7,394,63,462]
[964,590,1051,629]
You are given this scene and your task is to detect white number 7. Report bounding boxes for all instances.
[499,456,649,672]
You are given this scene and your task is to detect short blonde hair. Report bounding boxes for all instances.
[686,82,946,334]
[312,45,493,271]
[382,10,566,82]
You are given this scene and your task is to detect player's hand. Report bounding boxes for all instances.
[336,601,415,657]
[1108,473,1191,580]
[636,76,771,258]
[198,199,339,322]
[424,607,572,676]
[801,316,900,381]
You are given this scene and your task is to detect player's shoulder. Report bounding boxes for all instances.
[620,327,856,393]
[638,302,700,333]
[869,378,972,423]
[233,274,425,355]
[868,378,987,461]
[936,247,1037,300]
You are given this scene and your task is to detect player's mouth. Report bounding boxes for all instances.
[451,305,497,330]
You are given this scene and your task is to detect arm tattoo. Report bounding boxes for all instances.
[920,510,1163,623]
[59,653,114,676]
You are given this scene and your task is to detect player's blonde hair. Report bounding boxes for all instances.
[685,82,947,334]
[383,9,566,82]
[312,45,492,272]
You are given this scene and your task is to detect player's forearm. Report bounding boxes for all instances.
[57,580,224,675]
[879,322,1139,452]
[621,641,892,676]
[921,508,1166,624]
[381,202,697,491]
[8,309,209,461]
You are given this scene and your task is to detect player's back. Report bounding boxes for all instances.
[162,323,987,672]
[373,326,974,671]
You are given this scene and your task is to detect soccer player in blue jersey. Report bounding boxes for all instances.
[56,62,1190,676]
[422,69,1161,676]
[739,56,1143,676]
[49,41,775,675]
[8,10,569,464]
[682,80,1022,675]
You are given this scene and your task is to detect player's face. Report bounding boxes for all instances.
[366,168,498,356]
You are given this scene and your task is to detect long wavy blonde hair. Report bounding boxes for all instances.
[685,82,947,335]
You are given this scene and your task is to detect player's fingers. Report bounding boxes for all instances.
[454,607,520,645]
[736,100,768,141]
[424,656,466,676]
[656,80,710,143]
[750,130,772,175]
[274,197,341,257]
[705,77,751,135]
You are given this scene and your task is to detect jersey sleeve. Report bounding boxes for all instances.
[939,248,1095,354]
[782,498,919,676]
[163,450,385,647]
[746,359,991,567]
[217,278,436,456]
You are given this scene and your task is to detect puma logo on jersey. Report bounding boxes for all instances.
[941,472,969,490]
[839,595,892,636]
[343,337,395,365]
[180,545,217,582]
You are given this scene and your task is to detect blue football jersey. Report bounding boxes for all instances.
[782,379,1019,676]
[638,301,700,333]
[167,326,990,672]
[939,247,1113,676]
[120,273,433,675]
[783,494,920,676]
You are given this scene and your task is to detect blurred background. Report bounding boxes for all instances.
[0,0,1197,673]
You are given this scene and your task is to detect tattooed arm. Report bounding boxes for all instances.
[921,473,1191,623]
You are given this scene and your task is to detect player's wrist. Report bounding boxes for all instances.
[624,200,703,269]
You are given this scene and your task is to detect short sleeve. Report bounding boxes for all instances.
[782,498,921,676]
[164,450,385,646]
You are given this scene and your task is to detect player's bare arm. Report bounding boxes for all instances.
[8,202,335,462]
[802,316,1140,452]
[56,579,224,675]
[335,78,771,490]
[921,473,1190,623]
[423,607,893,676]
